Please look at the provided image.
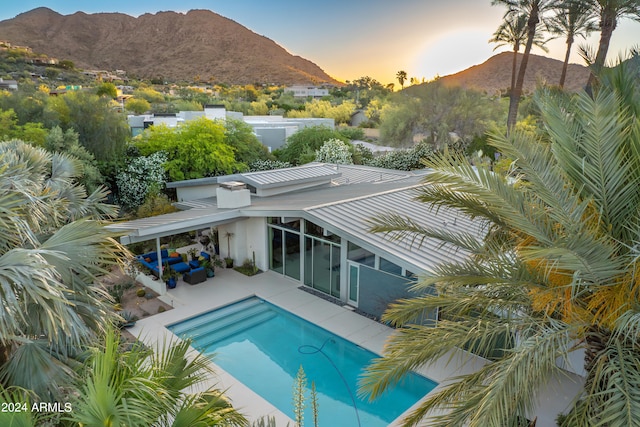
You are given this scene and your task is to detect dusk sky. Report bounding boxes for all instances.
[1,1,639,85]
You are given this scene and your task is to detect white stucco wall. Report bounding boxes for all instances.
[217,218,267,271]
[176,184,219,202]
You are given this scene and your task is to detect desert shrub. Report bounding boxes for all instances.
[337,126,365,140]
[249,159,292,171]
[315,139,353,164]
[365,142,435,170]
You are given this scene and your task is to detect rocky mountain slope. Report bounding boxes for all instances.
[438,51,591,94]
[0,7,340,85]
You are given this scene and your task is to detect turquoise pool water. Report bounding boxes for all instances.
[168,297,437,427]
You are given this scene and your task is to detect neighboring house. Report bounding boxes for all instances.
[0,78,18,91]
[128,106,334,151]
[242,115,334,151]
[108,162,482,321]
[350,109,367,127]
[128,106,225,136]
[284,85,329,98]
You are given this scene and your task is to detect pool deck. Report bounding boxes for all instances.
[129,268,583,427]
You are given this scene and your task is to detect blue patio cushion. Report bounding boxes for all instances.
[183,267,206,285]
[171,262,190,274]
[189,260,200,269]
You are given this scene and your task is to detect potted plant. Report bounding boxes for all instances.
[162,262,178,289]
[187,248,198,261]
[201,255,223,278]
[200,259,214,278]
[224,231,234,268]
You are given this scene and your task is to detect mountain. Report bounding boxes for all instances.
[0,7,340,85]
[438,52,590,94]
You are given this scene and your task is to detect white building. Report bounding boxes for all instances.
[284,85,330,98]
[128,106,334,151]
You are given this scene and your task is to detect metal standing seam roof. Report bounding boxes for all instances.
[108,163,485,271]
[106,206,240,243]
[329,164,414,185]
[231,164,340,188]
[306,186,484,273]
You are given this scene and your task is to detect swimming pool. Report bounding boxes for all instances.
[168,297,437,427]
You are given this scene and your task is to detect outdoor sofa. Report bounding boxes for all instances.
[136,249,183,277]
[183,267,207,285]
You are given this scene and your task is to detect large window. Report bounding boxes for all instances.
[268,218,300,280]
[304,236,340,298]
[269,218,340,298]
[347,242,375,267]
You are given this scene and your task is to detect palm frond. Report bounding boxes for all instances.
[545,88,640,244]
[397,320,575,427]
[0,338,75,399]
[568,331,640,427]
[368,211,485,254]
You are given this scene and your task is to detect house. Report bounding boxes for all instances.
[128,106,334,151]
[108,162,588,425]
[108,162,483,321]
[350,109,367,127]
[284,85,329,99]
[0,78,18,91]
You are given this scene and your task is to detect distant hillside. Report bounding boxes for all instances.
[437,52,591,94]
[0,7,340,85]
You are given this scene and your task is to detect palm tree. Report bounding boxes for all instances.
[396,70,408,89]
[547,0,598,88]
[0,140,127,399]
[360,69,640,426]
[585,0,640,91]
[490,13,549,95]
[492,0,556,132]
[66,327,247,427]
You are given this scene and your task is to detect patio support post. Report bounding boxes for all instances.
[156,237,163,280]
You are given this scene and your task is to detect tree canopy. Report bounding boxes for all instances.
[134,117,240,181]
[48,90,129,161]
[274,125,349,165]
[0,140,126,400]
[381,81,504,149]
[361,70,640,427]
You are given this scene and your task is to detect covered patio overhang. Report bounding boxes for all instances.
[106,207,248,284]
[106,209,244,245]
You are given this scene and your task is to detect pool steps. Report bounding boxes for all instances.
[169,298,276,350]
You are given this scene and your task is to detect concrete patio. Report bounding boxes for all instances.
[128,267,583,427]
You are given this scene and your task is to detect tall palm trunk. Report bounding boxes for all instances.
[586,8,616,91]
[511,47,519,93]
[507,3,540,133]
[559,35,574,88]
[583,326,608,374]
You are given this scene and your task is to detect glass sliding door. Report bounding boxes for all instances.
[271,219,342,299]
[269,227,283,273]
[303,235,340,297]
[284,230,300,280]
[312,240,331,294]
[331,244,340,298]
[348,263,359,305]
